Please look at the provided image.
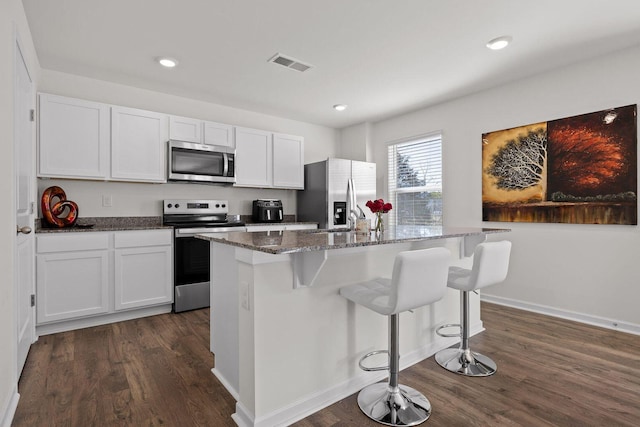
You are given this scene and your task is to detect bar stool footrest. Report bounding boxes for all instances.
[436,323,461,338]
[358,350,390,372]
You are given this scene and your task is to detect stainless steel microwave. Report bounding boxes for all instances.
[168,140,235,184]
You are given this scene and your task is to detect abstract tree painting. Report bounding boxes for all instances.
[482,105,637,224]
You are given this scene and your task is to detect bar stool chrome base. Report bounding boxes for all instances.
[357,382,431,426]
[434,347,497,377]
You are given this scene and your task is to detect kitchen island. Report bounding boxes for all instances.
[197,226,509,427]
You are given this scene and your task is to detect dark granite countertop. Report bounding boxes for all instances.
[196,226,510,254]
[36,217,171,233]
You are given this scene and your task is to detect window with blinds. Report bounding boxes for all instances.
[387,133,443,230]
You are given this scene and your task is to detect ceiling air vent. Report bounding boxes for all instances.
[268,53,313,72]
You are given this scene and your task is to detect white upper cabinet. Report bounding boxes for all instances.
[273,133,304,189]
[169,117,235,147]
[37,93,303,188]
[235,127,273,187]
[169,115,203,143]
[204,121,234,147]
[235,127,304,189]
[38,93,109,179]
[111,106,168,182]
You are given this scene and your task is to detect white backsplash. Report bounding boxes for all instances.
[38,178,298,218]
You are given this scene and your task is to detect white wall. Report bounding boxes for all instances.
[37,70,339,217]
[338,122,371,162]
[1,1,40,425]
[368,45,640,330]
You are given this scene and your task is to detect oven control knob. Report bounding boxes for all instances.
[215,204,220,208]
[175,204,180,208]
[222,204,226,208]
[167,204,173,208]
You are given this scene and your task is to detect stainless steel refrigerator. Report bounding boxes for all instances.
[297,158,376,229]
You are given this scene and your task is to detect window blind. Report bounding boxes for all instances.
[387,133,443,228]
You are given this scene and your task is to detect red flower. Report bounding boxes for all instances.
[366,199,392,213]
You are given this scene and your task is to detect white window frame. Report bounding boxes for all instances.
[386,132,443,229]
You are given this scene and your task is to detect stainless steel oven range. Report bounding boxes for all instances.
[163,199,246,312]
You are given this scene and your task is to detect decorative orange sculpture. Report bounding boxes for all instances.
[41,186,79,227]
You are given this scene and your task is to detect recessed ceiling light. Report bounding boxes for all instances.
[333,104,347,111]
[157,57,178,68]
[486,36,512,50]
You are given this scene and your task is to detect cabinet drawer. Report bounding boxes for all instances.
[37,233,110,253]
[114,230,172,248]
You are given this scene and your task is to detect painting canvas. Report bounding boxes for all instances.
[482,105,637,224]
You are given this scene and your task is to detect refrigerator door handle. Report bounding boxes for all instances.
[347,178,358,228]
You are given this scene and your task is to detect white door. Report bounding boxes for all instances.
[15,36,36,376]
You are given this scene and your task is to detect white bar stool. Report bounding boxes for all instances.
[435,240,512,377]
[339,247,451,426]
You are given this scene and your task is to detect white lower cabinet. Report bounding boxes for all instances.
[114,231,172,310]
[36,230,173,328]
[36,233,110,324]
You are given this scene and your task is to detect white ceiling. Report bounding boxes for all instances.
[22,0,640,129]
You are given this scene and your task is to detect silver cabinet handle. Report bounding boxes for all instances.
[17,225,32,234]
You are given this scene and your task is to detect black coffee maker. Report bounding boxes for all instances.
[252,199,283,223]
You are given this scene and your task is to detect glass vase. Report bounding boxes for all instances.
[375,212,384,233]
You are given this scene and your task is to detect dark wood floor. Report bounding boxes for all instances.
[13,303,640,426]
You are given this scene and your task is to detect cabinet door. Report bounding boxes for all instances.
[204,121,234,147]
[111,106,168,182]
[169,115,202,143]
[235,127,273,187]
[38,93,109,179]
[114,230,173,311]
[273,133,304,189]
[36,233,110,324]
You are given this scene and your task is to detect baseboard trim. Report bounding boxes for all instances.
[232,323,482,427]
[481,294,640,336]
[1,387,19,427]
[211,368,239,401]
[36,304,173,336]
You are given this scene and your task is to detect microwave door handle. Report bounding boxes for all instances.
[222,153,229,177]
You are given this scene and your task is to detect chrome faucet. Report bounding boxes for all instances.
[348,205,366,230]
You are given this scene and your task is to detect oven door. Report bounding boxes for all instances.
[173,227,246,312]
[168,140,235,184]
[174,231,211,312]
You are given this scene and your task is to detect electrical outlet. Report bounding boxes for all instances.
[240,281,250,310]
[102,195,113,207]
